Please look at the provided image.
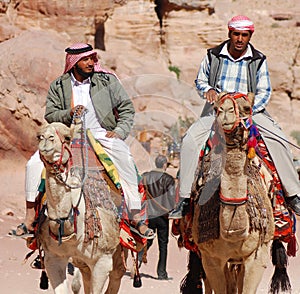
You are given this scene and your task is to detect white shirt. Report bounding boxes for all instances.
[70,73,106,137]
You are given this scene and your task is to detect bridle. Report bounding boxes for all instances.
[217,92,252,133]
[39,129,73,176]
[39,129,83,244]
[216,93,253,206]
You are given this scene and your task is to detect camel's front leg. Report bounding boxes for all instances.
[105,245,128,294]
[91,253,114,293]
[201,254,227,294]
[44,253,69,293]
[239,243,269,294]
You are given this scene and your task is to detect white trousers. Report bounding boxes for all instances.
[179,112,300,198]
[26,136,141,211]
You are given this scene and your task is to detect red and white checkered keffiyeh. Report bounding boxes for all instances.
[228,15,254,33]
[63,43,114,75]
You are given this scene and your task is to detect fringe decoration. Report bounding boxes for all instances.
[269,239,291,294]
[180,251,204,294]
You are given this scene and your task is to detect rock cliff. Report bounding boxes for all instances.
[0,0,299,167]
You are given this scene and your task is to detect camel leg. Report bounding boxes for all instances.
[201,255,227,294]
[238,244,269,294]
[71,268,81,294]
[105,245,128,294]
[78,264,91,294]
[91,253,113,293]
[44,254,69,293]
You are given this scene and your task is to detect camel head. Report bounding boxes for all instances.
[214,92,254,132]
[37,122,72,171]
[214,92,254,148]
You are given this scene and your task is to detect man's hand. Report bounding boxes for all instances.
[205,89,218,104]
[106,131,121,139]
[70,105,85,117]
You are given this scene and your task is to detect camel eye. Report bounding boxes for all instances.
[37,135,44,141]
[228,107,235,113]
[65,136,71,143]
[243,106,251,114]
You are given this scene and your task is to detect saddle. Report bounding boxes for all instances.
[173,132,297,255]
[26,129,147,253]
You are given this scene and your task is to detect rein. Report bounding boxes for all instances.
[46,110,89,245]
[39,129,73,176]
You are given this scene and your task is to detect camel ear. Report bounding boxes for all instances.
[247,92,255,107]
[218,91,227,101]
[37,122,50,139]
[214,91,227,110]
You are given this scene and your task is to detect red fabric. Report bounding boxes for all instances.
[257,138,296,254]
[119,179,148,252]
[63,43,116,76]
[228,15,254,32]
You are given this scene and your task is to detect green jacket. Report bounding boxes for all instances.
[45,72,135,140]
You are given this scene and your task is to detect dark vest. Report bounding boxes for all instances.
[201,40,266,116]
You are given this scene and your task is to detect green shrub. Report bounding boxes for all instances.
[168,65,181,79]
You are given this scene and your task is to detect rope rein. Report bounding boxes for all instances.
[48,108,90,244]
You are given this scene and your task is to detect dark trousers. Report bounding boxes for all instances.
[146,216,169,278]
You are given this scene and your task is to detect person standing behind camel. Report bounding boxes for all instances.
[139,155,176,280]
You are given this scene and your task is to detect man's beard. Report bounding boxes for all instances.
[74,64,94,79]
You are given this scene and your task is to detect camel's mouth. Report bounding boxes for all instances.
[40,151,61,163]
[40,147,54,155]
[221,228,248,241]
[222,123,234,130]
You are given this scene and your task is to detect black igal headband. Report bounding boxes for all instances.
[65,44,93,54]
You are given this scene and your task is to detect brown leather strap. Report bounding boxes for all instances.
[143,177,170,213]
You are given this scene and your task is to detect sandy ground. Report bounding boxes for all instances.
[1,162,300,294]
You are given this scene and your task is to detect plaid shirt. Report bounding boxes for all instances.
[195,43,272,113]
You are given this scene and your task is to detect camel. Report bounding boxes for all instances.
[179,92,276,294]
[37,120,126,293]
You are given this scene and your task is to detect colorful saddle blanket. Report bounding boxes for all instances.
[28,129,147,251]
[174,125,297,256]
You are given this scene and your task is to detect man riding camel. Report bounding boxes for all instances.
[169,15,300,218]
[10,43,155,240]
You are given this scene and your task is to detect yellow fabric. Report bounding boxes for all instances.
[41,167,46,179]
[86,129,121,189]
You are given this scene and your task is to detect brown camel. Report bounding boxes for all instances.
[37,121,127,293]
[180,92,275,294]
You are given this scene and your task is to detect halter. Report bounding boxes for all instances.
[217,92,252,133]
[39,127,83,245]
[39,129,73,175]
[219,190,248,205]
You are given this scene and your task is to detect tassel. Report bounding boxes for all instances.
[180,250,204,294]
[133,273,142,288]
[40,270,49,290]
[270,267,291,294]
[247,147,256,159]
[269,239,291,294]
[287,235,297,257]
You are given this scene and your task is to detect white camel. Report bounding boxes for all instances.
[37,121,122,293]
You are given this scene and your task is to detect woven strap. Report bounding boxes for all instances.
[143,177,170,213]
